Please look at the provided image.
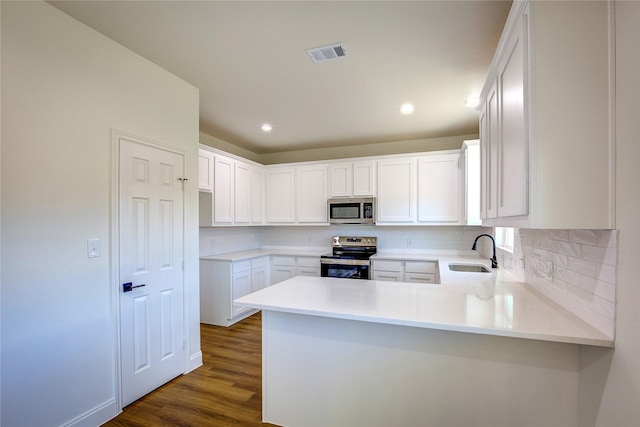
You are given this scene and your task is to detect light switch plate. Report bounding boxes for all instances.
[87,238,100,258]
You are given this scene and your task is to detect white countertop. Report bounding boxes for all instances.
[235,254,613,347]
[200,248,328,262]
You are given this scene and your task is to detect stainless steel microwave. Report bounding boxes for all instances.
[328,197,376,224]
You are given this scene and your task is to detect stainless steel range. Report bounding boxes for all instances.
[320,236,377,280]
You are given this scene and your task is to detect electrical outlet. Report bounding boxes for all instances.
[87,238,100,258]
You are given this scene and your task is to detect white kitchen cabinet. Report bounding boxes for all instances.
[329,161,376,197]
[234,160,251,224]
[270,256,296,284]
[251,167,265,224]
[372,259,438,284]
[198,149,214,192]
[200,258,259,327]
[271,255,320,284]
[231,261,252,319]
[479,0,614,229]
[296,165,328,224]
[296,256,321,277]
[417,153,461,223]
[251,256,269,293]
[462,140,482,226]
[214,155,234,224]
[265,167,296,224]
[377,158,416,223]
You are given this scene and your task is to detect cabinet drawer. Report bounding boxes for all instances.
[272,256,296,267]
[372,260,403,272]
[297,267,320,277]
[232,260,251,273]
[252,256,269,269]
[297,257,320,268]
[404,273,437,284]
[373,271,403,282]
[404,261,436,274]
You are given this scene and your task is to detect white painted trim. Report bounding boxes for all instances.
[607,0,617,229]
[110,129,191,412]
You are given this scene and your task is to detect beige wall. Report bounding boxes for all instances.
[200,131,477,165]
[578,2,640,426]
[1,2,200,426]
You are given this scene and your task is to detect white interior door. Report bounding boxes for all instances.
[119,137,185,406]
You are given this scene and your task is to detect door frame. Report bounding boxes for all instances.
[110,129,189,410]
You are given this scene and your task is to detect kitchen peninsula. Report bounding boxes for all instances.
[235,261,612,427]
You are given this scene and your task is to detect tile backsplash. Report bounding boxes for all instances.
[497,229,617,337]
[200,225,492,257]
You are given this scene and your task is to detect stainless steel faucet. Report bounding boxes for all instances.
[472,234,498,269]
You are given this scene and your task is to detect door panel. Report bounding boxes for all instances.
[119,137,185,406]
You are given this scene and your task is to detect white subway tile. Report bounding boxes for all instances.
[541,239,582,257]
[567,256,597,278]
[547,229,569,241]
[596,230,618,248]
[569,230,599,245]
[596,264,617,285]
[581,276,616,303]
[555,266,581,286]
[582,244,617,267]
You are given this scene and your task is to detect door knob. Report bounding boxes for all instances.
[122,282,146,292]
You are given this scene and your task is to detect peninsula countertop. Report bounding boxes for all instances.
[235,256,613,347]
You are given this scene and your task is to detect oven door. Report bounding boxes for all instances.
[321,259,370,280]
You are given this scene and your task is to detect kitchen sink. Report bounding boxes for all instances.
[448,263,491,273]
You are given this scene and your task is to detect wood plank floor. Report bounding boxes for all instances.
[104,312,279,427]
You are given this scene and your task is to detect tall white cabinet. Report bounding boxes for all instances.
[200,257,269,327]
[479,0,614,229]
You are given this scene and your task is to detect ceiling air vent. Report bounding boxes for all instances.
[306,43,347,63]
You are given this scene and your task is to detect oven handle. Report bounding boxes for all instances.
[320,258,370,266]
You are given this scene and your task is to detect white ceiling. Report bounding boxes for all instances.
[49,1,511,154]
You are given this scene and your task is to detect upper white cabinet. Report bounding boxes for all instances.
[198,149,214,192]
[251,168,265,224]
[417,153,461,223]
[479,0,614,229]
[265,164,328,225]
[234,160,252,224]
[213,155,234,224]
[296,165,328,224]
[462,140,481,226]
[329,161,376,197]
[199,147,265,227]
[265,167,296,224]
[377,158,416,223]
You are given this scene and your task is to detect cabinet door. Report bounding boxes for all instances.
[498,12,528,217]
[251,167,264,224]
[214,155,234,224]
[251,266,267,293]
[265,167,295,223]
[234,161,251,224]
[377,158,416,222]
[479,109,488,220]
[417,154,460,223]
[231,270,251,318]
[353,161,376,196]
[198,149,214,192]
[329,163,352,197]
[271,266,296,285]
[485,82,499,219]
[296,165,328,223]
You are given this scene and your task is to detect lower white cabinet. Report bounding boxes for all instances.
[200,256,270,326]
[271,255,320,285]
[372,259,438,284]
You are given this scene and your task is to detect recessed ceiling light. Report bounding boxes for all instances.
[261,123,273,132]
[400,103,414,115]
[464,97,481,108]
